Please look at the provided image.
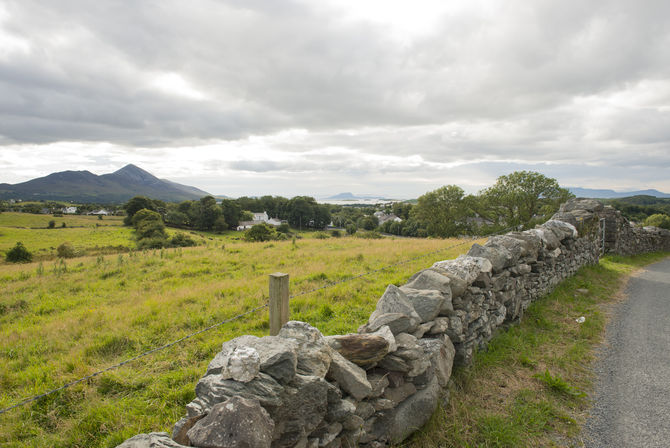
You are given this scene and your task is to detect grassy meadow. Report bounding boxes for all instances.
[0,212,483,447]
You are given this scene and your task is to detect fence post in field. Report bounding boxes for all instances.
[269,272,289,336]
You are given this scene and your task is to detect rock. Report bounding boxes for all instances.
[412,322,433,339]
[187,372,284,417]
[371,398,396,411]
[207,336,298,384]
[327,350,373,400]
[558,198,604,213]
[187,396,274,448]
[378,353,411,373]
[404,270,451,295]
[326,398,356,423]
[342,414,365,431]
[172,414,205,445]
[372,376,441,443]
[467,243,513,273]
[364,313,415,335]
[355,401,376,419]
[369,285,421,328]
[272,375,330,447]
[367,372,390,397]
[383,383,417,404]
[115,433,188,448]
[312,422,342,447]
[370,325,397,353]
[325,334,389,367]
[418,336,455,387]
[433,256,493,286]
[528,227,560,250]
[542,219,578,240]
[429,317,449,335]
[279,321,332,378]
[505,231,542,259]
[399,287,446,323]
[224,347,260,383]
[486,236,524,264]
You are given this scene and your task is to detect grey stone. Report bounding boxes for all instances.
[399,287,446,323]
[412,321,433,339]
[372,376,441,443]
[364,312,415,335]
[378,354,411,373]
[187,372,284,417]
[115,433,188,448]
[368,373,390,398]
[326,350,372,401]
[505,231,542,259]
[371,398,396,411]
[467,243,513,273]
[433,255,493,285]
[224,346,260,383]
[326,398,356,423]
[342,414,365,431]
[355,401,375,419]
[383,383,417,404]
[429,317,449,335]
[172,414,205,445]
[207,335,298,384]
[187,396,274,448]
[543,219,578,240]
[404,269,451,295]
[279,321,332,378]
[369,285,421,327]
[370,325,397,353]
[418,336,456,387]
[272,375,330,447]
[528,227,560,250]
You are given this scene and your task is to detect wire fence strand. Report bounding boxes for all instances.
[0,228,512,416]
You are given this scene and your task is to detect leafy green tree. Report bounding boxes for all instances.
[221,200,242,229]
[411,185,469,237]
[124,196,163,225]
[480,171,572,229]
[213,216,228,233]
[170,233,197,247]
[57,242,77,258]
[240,210,255,221]
[244,223,277,242]
[194,196,222,230]
[358,215,379,231]
[6,242,33,263]
[48,220,56,229]
[644,213,670,229]
[132,209,168,248]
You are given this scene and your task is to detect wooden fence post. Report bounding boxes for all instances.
[269,272,289,336]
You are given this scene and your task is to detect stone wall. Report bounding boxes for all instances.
[117,199,670,448]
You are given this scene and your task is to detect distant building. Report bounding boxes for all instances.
[374,211,403,225]
[62,206,77,214]
[236,211,284,230]
[88,209,110,215]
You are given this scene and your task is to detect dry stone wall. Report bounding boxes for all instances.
[117,199,670,448]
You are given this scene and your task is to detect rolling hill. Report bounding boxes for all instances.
[0,164,211,203]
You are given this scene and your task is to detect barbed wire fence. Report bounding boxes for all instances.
[0,229,511,416]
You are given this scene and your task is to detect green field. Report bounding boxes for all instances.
[0,214,482,447]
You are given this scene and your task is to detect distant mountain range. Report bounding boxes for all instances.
[323,192,390,201]
[569,187,670,199]
[0,164,211,203]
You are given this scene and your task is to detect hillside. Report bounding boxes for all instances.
[569,187,670,198]
[0,164,211,203]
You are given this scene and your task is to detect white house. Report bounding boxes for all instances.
[236,212,284,231]
[88,209,110,216]
[374,211,403,225]
[253,212,269,222]
[62,206,77,214]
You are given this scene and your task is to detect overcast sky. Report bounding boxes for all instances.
[1,0,669,198]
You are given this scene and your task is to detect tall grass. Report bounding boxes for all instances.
[0,230,481,448]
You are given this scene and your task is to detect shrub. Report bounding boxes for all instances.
[57,242,77,258]
[52,212,63,217]
[356,231,383,239]
[346,224,357,235]
[277,223,291,234]
[644,213,670,230]
[98,215,103,220]
[61,222,66,228]
[6,242,33,263]
[245,223,277,242]
[313,232,330,239]
[330,229,342,238]
[47,220,56,229]
[170,233,197,247]
[137,237,168,250]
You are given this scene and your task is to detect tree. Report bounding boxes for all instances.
[194,196,222,230]
[124,196,163,225]
[644,213,670,230]
[132,208,168,248]
[6,242,33,263]
[244,223,277,242]
[480,171,572,229]
[221,200,242,229]
[411,185,469,237]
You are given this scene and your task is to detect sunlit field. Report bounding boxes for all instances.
[0,215,482,447]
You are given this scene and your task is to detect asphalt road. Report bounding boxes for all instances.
[582,257,670,448]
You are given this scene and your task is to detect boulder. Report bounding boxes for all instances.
[486,235,524,263]
[224,347,260,383]
[505,231,542,259]
[272,375,330,447]
[369,285,421,327]
[363,313,415,335]
[115,433,188,448]
[208,335,298,384]
[327,350,373,401]
[398,287,446,323]
[172,414,205,445]
[433,256,493,286]
[558,198,604,213]
[467,243,513,273]
[382,383,417,405]
[528,228,560,250]
[187,396,274,448]
[404,270,451,295]
[372,376,441,443]
[418,336,455,387]
[278,321,332,378]
[542,219,578,240]
[370,325,397,353]
[325,334,389,367]
[186,372,284,417]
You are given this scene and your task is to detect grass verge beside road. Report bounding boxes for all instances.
[406,251,670,448]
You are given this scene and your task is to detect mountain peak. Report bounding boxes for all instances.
[109,164,160,184]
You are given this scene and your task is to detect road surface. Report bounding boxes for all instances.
[582,257,670,447]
